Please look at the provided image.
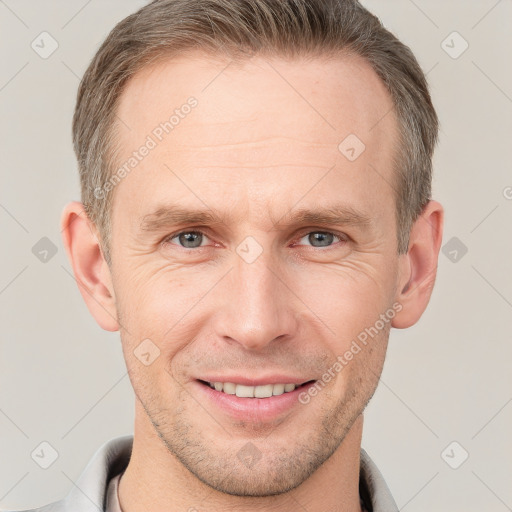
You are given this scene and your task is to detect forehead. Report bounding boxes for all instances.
[111,51,398,227]
[117,50,395,140]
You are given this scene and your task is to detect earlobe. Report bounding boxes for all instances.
[60,201,119,332]
[392,200,444,329]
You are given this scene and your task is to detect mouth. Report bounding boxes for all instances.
[196,378,317,422]
[197,379,316,398]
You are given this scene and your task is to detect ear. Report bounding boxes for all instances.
[60,201,119,331]
[392,200,444,329]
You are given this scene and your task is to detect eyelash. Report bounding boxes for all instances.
[161,228,349,250]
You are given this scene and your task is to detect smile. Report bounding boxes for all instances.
[200,380,313,398]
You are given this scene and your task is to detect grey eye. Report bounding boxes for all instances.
[299,232,339,247]
[173,231,205,248]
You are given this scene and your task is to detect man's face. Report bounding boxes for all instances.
[108,52,402,496]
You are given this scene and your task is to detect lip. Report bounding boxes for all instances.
[197,375,312,386]
[195,379,315,423]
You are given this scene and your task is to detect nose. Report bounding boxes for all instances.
[212,249,300,351]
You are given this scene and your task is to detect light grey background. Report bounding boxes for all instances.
[1,1,511,510]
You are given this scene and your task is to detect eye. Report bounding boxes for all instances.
[296,231,346,248]
[164,230,210,249]
[162,229,346,251]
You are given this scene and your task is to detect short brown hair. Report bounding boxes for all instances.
[73,0,438,265]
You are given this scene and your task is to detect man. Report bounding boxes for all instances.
[13,0,443,510]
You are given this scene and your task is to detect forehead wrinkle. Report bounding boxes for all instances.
[169,136,336,151]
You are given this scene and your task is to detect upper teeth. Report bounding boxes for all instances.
[208,382,298,398]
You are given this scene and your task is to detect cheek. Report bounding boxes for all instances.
[327,318,390,406]
[114,264,221,363]
[294,259,396,337]
[114,250,397,373]
[116,265,188,328]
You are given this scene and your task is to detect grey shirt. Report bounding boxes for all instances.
[9,434,398,512]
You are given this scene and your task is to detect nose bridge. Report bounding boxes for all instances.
[216,245,298,350]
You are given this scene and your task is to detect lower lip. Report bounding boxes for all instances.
[195,380,315,423]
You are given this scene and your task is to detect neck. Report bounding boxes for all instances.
[118,405,364,512]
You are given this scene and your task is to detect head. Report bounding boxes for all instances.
[62,0,443,498]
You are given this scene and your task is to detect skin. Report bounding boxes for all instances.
[61,52,443,512]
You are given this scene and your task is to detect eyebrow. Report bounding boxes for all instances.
[139,203,373,233]
[140,206,227,233]
[270,205,372,231]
